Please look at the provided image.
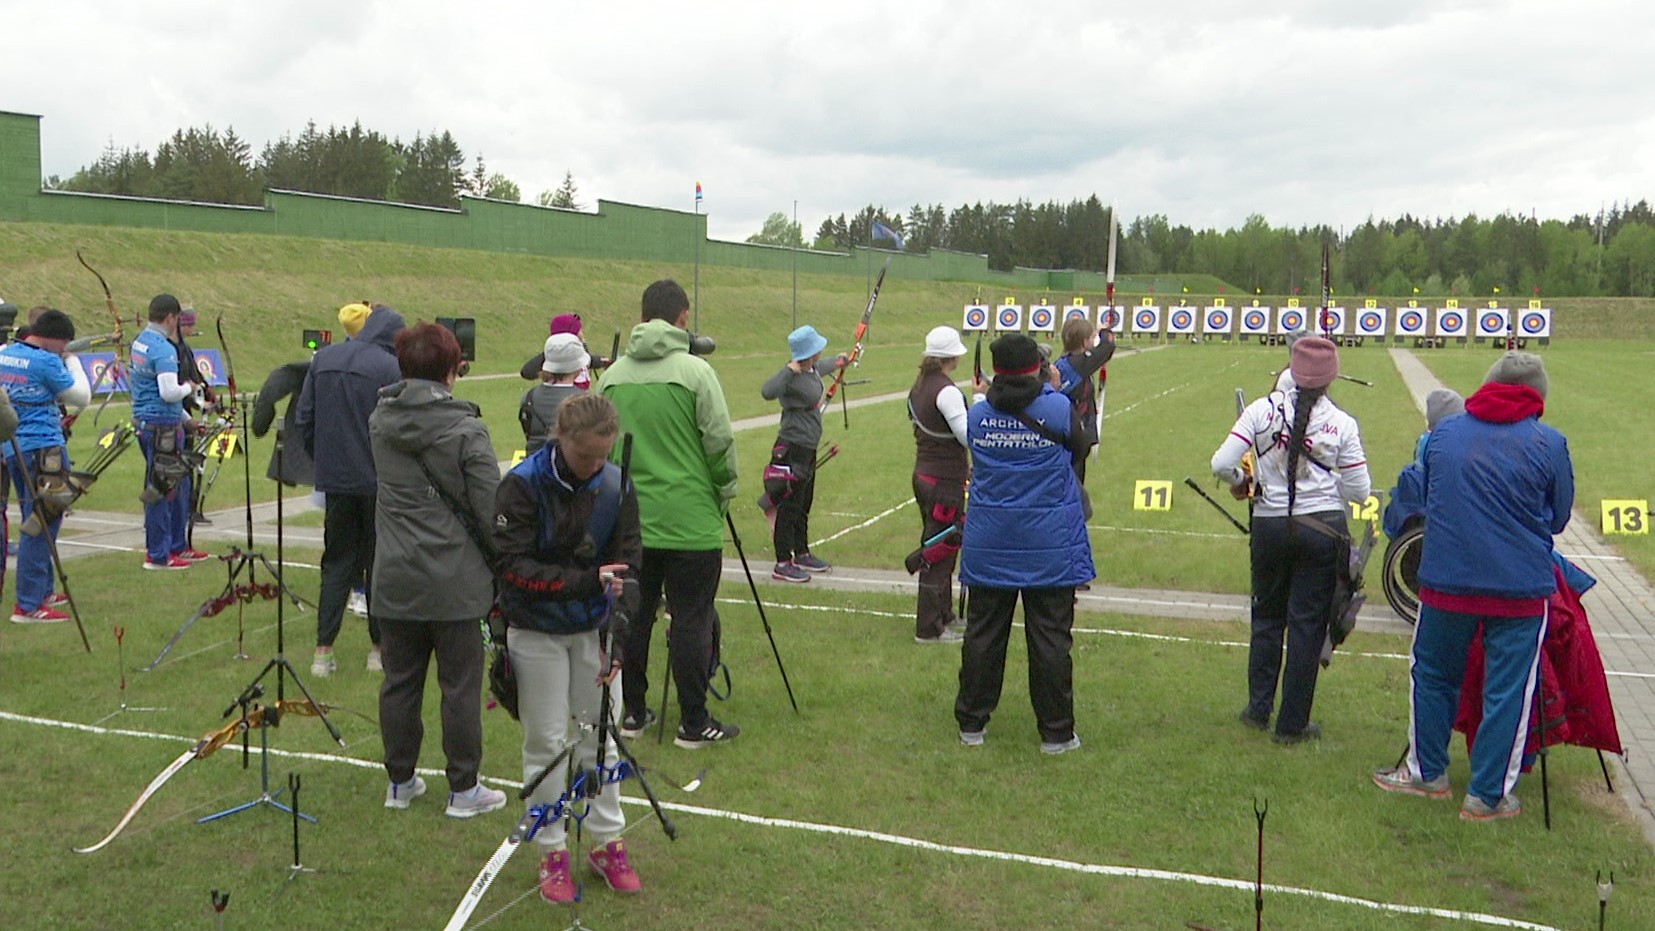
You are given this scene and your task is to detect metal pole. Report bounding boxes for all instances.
[791,199,799,330]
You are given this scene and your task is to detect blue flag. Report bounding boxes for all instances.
[871,220,905,251]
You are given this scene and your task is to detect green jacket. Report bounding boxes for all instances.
[598,319,736,550]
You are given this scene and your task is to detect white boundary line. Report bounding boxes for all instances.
[809,498,913,549]
[0,708,1566,931]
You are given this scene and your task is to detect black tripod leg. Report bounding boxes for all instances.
[610,731,677,840]
[1599,750,1615,793]
[272,657,345,747]
[725,513,799,713]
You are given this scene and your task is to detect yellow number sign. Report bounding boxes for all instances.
[210,433,239,461]
[1348,495,1381,522]
[1601,500,1649,535]
[1133,480,1173,512]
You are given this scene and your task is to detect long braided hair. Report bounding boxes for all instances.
[1284,384,1328,520]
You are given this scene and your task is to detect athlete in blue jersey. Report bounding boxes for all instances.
[0,308,91,622]
[129,294,200,570]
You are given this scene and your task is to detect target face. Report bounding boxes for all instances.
[194,355,221,382]
[1099,306,1124,330]
[1521,311,1549,335]
[1358,311,1384,334]
[1063,306,1090,323]
[1029,305,1056,331]
[962,305,989,331]
[1398,310,1425,333]
[1168,309,1195,332]
[1280,309,1305,332]
[1438,311,1465,334]
[1205,309,1231,331]
[996,306,1022,330]
[1242,309,1268,332]
[1134,309,1158,330]
[1479,312,1506,335]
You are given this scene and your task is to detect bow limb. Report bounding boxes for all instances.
[273,698,379,730]
[214,313,239,401]
[820,257,890,413]
[76,251,128,427]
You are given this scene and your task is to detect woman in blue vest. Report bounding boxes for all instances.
[954,334,1093,755]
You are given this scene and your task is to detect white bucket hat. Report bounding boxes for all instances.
[923,325,968,358]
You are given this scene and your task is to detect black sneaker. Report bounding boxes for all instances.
[674,718,740,749]
[619,708,657,739]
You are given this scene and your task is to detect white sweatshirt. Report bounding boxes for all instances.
[1211,388,1370,517]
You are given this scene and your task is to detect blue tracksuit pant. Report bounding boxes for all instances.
[1407,603,1547,807]
[5,455,62,612]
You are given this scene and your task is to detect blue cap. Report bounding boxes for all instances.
[788,325,829,362]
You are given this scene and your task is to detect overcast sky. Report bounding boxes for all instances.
[7,0,1653,242]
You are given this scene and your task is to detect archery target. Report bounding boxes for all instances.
[1520,308,1551,338]
[1239,307,1270,336]
[1165,307,1196,335]
[1132,306,1162,335]
[1099,305,1126,332]
[1317,307,1346,335]
[1063,305,1090,325]
[1436,308,1467,338]
[1356,308,1387,337]
[1476,308,1510,339]
[962,304,990,332]
[1277,307,1306,334]
[1029,304,1057,333]
[1204,306,1233,335]
[1396,308,1427,336]
[995,304,1023,331]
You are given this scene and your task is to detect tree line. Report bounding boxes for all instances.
[52,122,585,211]
[771,199,1655,298]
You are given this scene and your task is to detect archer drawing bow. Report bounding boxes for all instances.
[820,257,889,413]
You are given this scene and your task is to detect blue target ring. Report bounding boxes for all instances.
[1031,308,1054,328]
[964,307,989,329]
[1521,312,1545,334]
[1244,310,1266,329]
[1359,312,1382,332]
[998,308,1020,328]
[1171,310,1193,329]
[1207,311,1228,329]
[1441,312,1464,332]
[1400,310,1424,331]
[1282,310,1304,330]
[1135,310,1156,329]
[1480,312,1504,334]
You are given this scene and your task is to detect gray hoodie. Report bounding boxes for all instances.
[369,378,499,622]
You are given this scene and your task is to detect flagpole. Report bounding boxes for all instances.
[791,199,799,330]
[693,182,702,333]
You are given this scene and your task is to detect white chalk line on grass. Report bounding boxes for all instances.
[50,535,322,570]
[1089,523,1239,540]
[732,597,1653,679]
[0,708,1566,931]
[808,498,913,549]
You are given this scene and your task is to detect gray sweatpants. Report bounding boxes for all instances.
[509,627,626,850]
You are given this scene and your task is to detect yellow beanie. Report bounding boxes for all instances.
[338,302,372,337]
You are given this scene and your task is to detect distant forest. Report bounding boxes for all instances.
[52,121,1655,297]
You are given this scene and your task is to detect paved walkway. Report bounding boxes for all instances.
[1390,348,1655,842]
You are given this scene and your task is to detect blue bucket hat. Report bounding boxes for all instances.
[788,325,829,362]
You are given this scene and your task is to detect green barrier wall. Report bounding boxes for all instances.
[0,111,1111,291]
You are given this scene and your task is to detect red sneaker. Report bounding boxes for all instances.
[11,605,70,624]
[538,849,575,904]
[174,549,212,562]
[143,556,192,571]
[587,839,641,894]
[43,593,70,608]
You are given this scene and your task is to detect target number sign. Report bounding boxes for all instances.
[1133,479,1173,512]
[1347,494,1381,522]
[510,449,528,467]
[1601,500,1649,535]
[210,433,239,461]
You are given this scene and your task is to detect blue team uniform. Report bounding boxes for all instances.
[0,342,73,611]
[130,324,192,563]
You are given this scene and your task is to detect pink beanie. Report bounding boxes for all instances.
[1289,336,1339,390]
[549,313,582,337]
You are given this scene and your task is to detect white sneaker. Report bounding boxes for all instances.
[311,651,337,677]
[365,647,383,673]
[385,775,427,809]
[446,783,508,819]
[348,590,369,617]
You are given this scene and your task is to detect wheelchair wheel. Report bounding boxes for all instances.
[1381,522,1424,625]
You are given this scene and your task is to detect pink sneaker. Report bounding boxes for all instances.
[11,604,69,624]
[587,839,641,894]
[43,593,69,608]
[538,849,575,904]
[143,556,192,571]
[174,548,212,562]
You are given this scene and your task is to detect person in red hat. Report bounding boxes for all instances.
[1210,336,1371,744]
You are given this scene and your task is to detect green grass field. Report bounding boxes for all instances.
[3,220,1654,929]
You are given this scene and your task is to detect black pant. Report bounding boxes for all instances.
[771,443,816,563]
[913,473,964,639]
[1246,513,1344,735]
[955,585,1076,743]
[317,492,380,647]
[378,617,484,791]
[621,547,723,730]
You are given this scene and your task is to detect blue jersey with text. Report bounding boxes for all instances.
[0,341,73,455]
[129,324,183,424]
